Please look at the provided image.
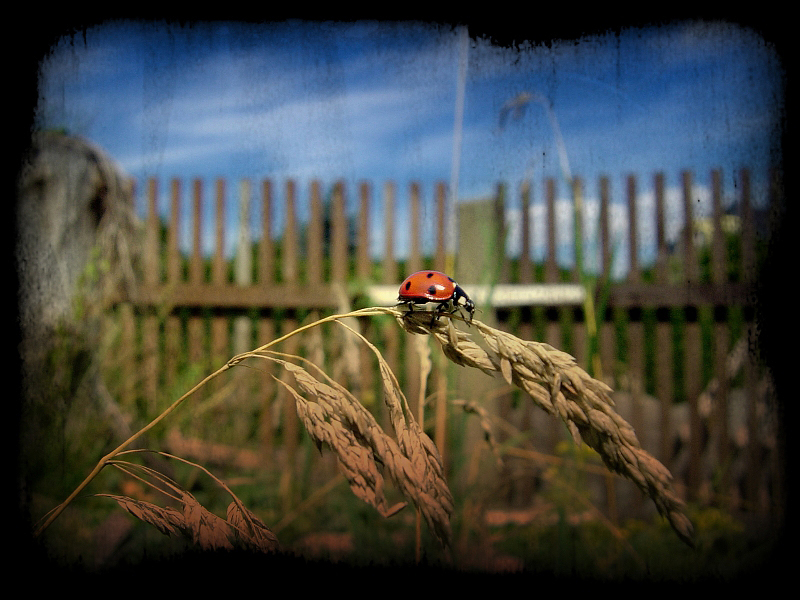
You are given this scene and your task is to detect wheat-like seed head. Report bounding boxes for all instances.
[395,308,695,547]
[227,306,692,549]
[256,348,454,549]
[96,459,281,553]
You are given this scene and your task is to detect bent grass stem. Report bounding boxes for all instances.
[34,307,390,537]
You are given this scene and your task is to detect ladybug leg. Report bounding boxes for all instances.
[463,300,475,326]
[430,304,440,327]
[447,302,460,319]
[399,301,415,320]
[430,302,449,327]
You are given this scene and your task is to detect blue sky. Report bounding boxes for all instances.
[36,20,784,277]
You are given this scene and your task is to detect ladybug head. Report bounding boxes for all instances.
[452,284,475,322]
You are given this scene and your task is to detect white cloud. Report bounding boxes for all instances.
[503,180,716,279]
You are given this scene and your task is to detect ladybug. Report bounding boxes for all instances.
[397,270,475,325]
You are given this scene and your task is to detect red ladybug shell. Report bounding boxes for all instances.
[398,270,457,302]
[397,270,475,323]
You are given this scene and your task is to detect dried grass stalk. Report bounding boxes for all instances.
[97,494,185,537]
[397,309,695,547]
[96,492,264,552]
[226,501,281,552]
[251,345,454,549]
[453,399,504,468]
[98,453,280,553]
[181,492,237,550]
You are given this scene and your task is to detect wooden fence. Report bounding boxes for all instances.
[102,168,781,527]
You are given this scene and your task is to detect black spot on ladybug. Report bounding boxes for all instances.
[405,282,412,290]
[426,272,434,278]
[427,285,437,295]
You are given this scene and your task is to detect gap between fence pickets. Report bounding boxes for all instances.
[369,283,586,308]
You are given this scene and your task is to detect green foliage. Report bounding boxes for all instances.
[486,501,769,581]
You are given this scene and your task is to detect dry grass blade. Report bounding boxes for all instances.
[99,491,279,553]
[274,374,398,518]
[181,492,235,551]
[397,309,695,547]
[227,501,281,552]
[255,348,453,549]
[103,453,280,553]
[96,494,185,537]
[96,489,236,551]
[335,321,454,544]
[453,399,504,468]
[32,307,399,539]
